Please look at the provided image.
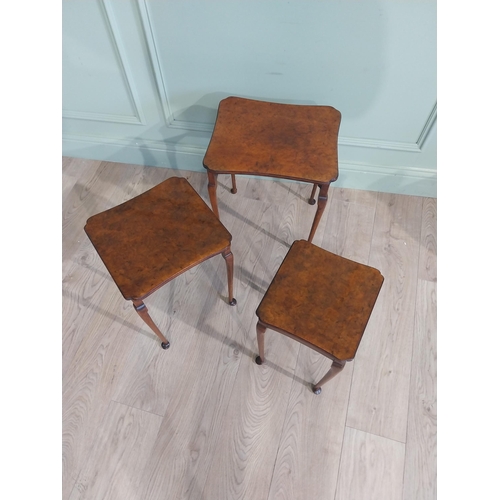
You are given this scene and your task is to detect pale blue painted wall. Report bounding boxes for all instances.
[62,0,436,197]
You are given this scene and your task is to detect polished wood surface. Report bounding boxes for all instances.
[203,96,341,243]
[63,158,436,500]
[203,96,341,182]
[256,240,384,362]
[84,176,232,301]
[84,176,235,347]
[255,239,383,393]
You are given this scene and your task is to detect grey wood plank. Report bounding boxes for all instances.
[68,401,162,500]
[62,158,101,204]
[346,193,423,442]
[199,184,305,500]
[336,427,406,500]
[62,304,138,500]
[62,248,122,376]
[325,186,377,261]
[418,197,437,282]
[268,351,354,500]
[62,161,140,274]
[403,280,437,500]
[200,335,300,500]
[266,184,377,500]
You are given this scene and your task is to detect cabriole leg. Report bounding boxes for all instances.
[255,320,267,365]
[132,299,170,349]
[308,184,318,205]
[207,170,220,218]
[307,183,329,243]
[312,358,346,395]
[221,247,237,306]
[230,174,237,194]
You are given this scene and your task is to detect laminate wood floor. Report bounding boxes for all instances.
[62,158,437,500]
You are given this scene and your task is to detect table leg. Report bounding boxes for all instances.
[230,174,237,194]
[207,170,220,218]
[308,183,318,205]
[312,358,346,395]
[307,183,329,243]
[132,299,170,349]
[221,247,237,306]
[255,320,266,365]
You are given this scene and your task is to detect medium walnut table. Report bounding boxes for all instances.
[84,177,236,349]
[254,240,384,394]
[203,96,341,243]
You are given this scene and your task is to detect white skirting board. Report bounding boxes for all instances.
[62,135,436,198]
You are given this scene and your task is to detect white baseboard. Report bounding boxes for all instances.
[63,135,436,198]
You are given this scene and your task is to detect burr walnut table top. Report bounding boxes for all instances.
[203,96,341,183]
[256,240,384,361]
[84,177,232,301]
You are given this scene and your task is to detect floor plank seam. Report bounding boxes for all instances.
[365,192,377,265]
[402,237,423,449]
[333,367,358,500]
[110,398,165,418]
[195,323,248,498]
[401,308,419,500]
[364,190,381,268]
[265,346,301,500]
[333,426,347,500]
[344,424,407,445]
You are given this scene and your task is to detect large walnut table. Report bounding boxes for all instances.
[203,96,341,243]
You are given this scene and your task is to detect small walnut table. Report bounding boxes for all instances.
[84,177,236,349]
[203,96,341,243]
[255,240,384,394]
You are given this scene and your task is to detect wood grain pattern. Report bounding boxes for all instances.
[268,349,354,500]
[336,427,406,500]
[62,249,120,376]
[256,240,384,362]
[134,326,242,500]
[84,176,233,300]
[200,335,300,500]
[62,301,136,500]
[346,193,423,442]
[68,401,162,500]
[403,280,437,500]
[267,186,377,499]
[418,197,437,282]
[203,96,341,242]
[62,161,143,277]
[62,157,100,204]
[110,257,238,416]
[199,183,304,500]
[203,96,340,182]
[62,158,436,500]
[326,187,377,261]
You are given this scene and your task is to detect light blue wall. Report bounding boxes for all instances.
[62,0,437,197]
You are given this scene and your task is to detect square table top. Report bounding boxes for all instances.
[84,177,232,301]
[203,96,341,184]
[256,240,384,361]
